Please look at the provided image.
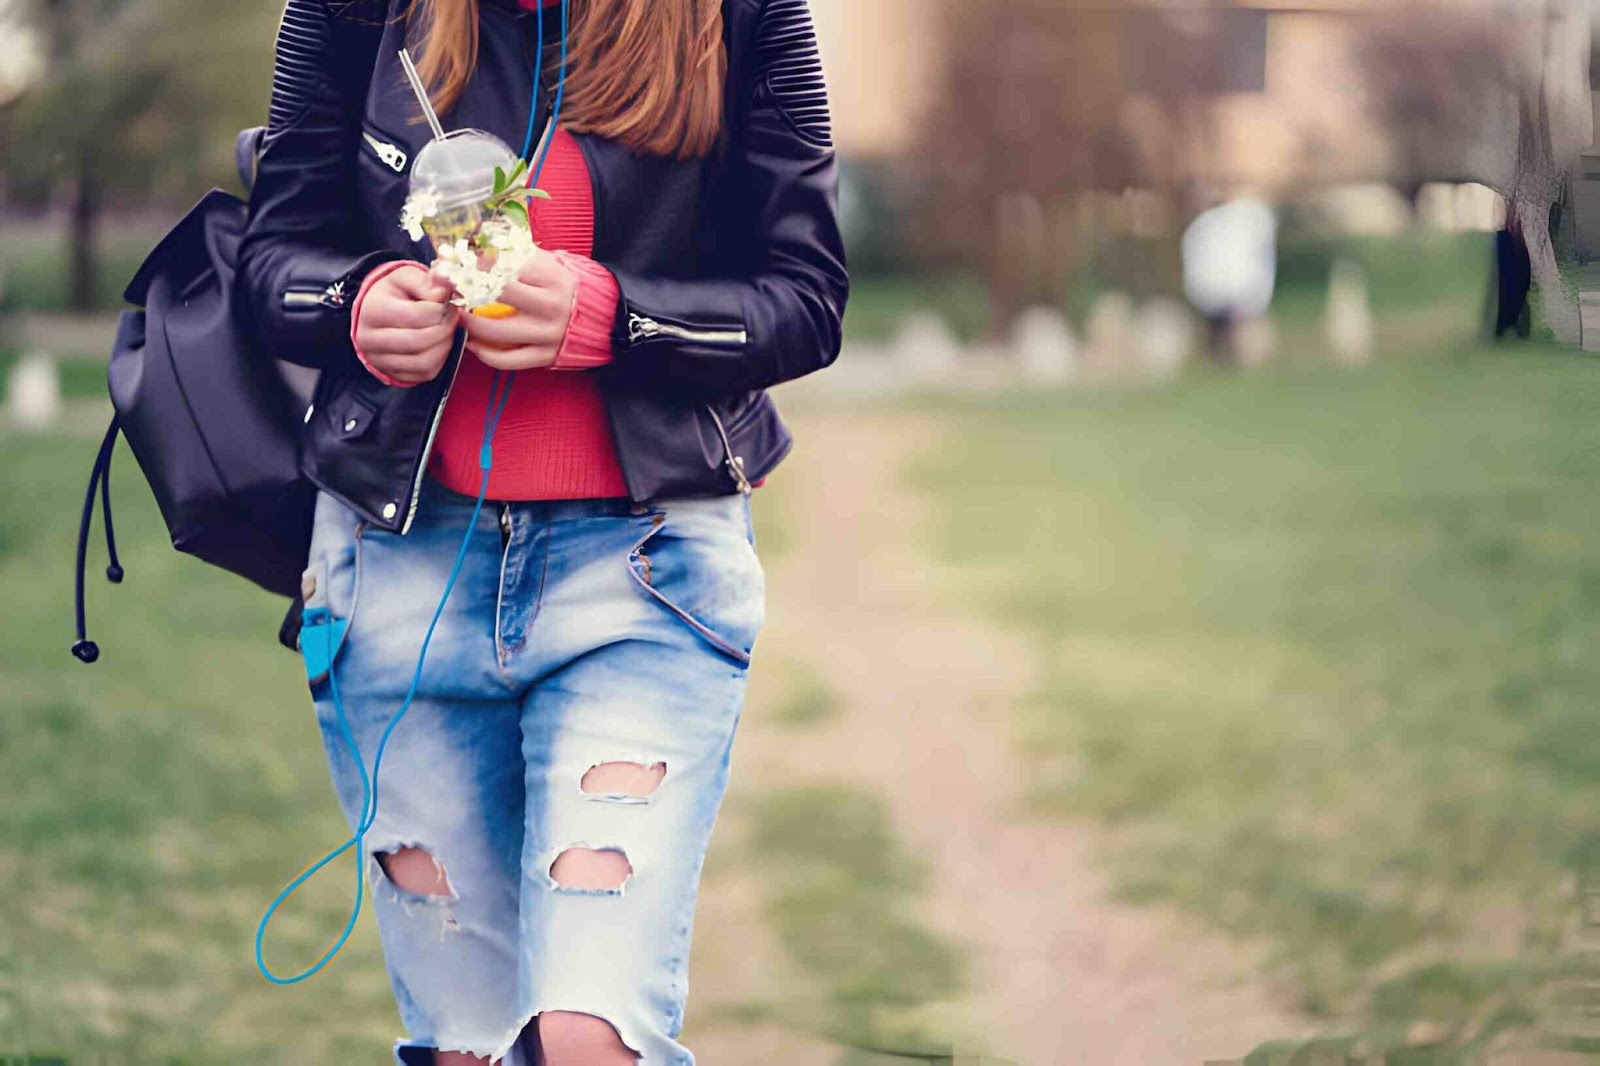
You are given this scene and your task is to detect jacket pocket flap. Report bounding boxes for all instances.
[336,395,379,439]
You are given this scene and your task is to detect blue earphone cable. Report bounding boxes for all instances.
[528,0,570,190]
[256,2,568,984]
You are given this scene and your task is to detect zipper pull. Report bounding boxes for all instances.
[727,454,753,496]
[280,279,350,311]
[704,403,754,495]
[362,132,408,173]
[627,312,750,347]
[628,313,661,343]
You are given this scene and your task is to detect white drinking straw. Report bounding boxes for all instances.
[397,48,446,142]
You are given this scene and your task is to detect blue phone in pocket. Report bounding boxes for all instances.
[299,606,348,683]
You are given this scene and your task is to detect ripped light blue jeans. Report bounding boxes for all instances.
[300,474,765,1064]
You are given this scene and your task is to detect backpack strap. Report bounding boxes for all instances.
[71,416,125,664]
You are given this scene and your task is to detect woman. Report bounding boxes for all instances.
[236,0,847,1061]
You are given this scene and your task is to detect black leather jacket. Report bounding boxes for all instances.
[237,0,847,534]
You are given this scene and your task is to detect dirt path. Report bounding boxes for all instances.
[711,405,1310,1065]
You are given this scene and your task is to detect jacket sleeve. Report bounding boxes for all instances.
[235,0,403,372]
[596,0,849,398]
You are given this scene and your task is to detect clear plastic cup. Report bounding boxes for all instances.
[409,128,520,252]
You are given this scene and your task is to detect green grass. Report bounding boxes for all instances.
[0,223,1572,1058]
[0,352,109,403]
[0,427,948,1063]
[0,432,407,1061]
[0,224,161,313]
[911,344,1600,1049]
[760,655,840,729]
[843,273,993,344]
[1269,232,1495,365]
[739,784,968,1060]
[844,230,1496,352]
[1274,232,1495,314]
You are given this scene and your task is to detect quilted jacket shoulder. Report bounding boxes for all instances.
[753,0,834,150]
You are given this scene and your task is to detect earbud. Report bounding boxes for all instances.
[106,564,124,584]
[71,639,100,664]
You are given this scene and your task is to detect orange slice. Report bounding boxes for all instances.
[470,302,517,319]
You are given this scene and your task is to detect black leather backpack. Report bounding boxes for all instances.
[71,18,383,664]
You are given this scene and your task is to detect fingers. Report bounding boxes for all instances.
[513,250,572,288]
[460,305,568,349]
[381,363,441,385]
[494,275,573,320]
[367,292,458,330]
[357,317,458,356]
[368,341,454,384]
[426,262,457,292]
[352,263,461,384]
[392,263,457,304]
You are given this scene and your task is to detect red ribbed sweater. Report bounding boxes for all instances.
[351,123,628,500]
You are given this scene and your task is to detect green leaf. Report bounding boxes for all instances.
[493,165,508,195]
[529,187,552,201]
[501,200,529,228]
[506,158,528,185]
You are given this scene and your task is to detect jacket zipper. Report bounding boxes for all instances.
[362,131,408,173]
[704,404,753,495]
[399,339,467,535]
[282,279,350,310]
[622,310,754,493]
[404,14,542,532]
[628,313,748,348]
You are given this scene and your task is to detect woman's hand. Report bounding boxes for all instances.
[451,251,577,371]
[352,264,460,385]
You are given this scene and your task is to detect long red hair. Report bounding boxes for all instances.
[405,0,725,160]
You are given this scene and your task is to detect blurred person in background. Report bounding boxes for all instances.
[235,0,847,1062]
[1181,194,1279,365]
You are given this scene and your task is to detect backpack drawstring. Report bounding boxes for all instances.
[73,417,125,664]
[98,421,125,584]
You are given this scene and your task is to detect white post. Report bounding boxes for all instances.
[7,351,62,430]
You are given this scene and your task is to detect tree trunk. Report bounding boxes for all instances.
[68,158,100,313]
[1506,84,1582,346]
[1507,0,1587,346]
[1513,193,1581,345]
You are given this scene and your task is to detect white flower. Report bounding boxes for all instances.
[397,202,546,309]
[435,238,475,265]
[432,259,464,286]
[450,270,505,309]
[398,188,440,242]
[483,216,537,258]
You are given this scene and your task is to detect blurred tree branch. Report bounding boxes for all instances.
[0,0,282,309]
[912,2,1231,336]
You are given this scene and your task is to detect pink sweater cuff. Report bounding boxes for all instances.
[350,260,429,388]
[551,250,619,370]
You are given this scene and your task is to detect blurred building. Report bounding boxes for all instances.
[809,0,944,159]
[810,0,1592,212]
